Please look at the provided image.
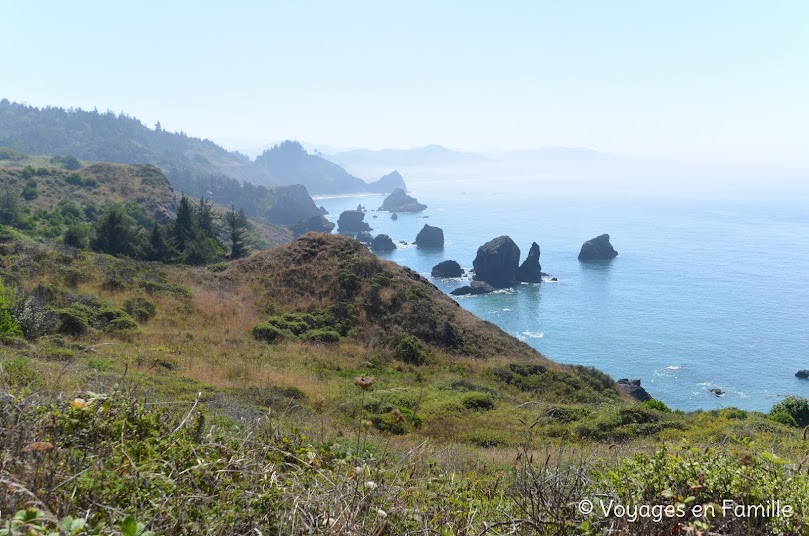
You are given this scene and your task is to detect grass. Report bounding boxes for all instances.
[1,233,808,533]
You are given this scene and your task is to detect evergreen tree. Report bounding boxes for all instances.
[145,224,177,262]
[196,197,219,240]
[173,194,196,252]
[224,205,251,260]
[0,190,20,225]
[91,207,139,257]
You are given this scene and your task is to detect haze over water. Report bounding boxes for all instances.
[317,173,809,412]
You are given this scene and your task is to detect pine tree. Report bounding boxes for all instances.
[196,196,219,241]
[173,194,196,252]
[146,224,177,262]
[224,205,251,260]
[91,207,139,257]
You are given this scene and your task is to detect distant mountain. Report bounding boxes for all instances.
[326,144,488,168]
[0,100,404,197]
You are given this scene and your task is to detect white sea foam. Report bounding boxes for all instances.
[522,331,544,339]
[666,365,682,370]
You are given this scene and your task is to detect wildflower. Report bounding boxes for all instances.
[376,509,388,519]
[71,398,87,410]
[365,481,378,490]
[353,376,376,390]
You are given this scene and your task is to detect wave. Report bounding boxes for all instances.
[522,331,544,339]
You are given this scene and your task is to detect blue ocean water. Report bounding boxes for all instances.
[316,180,809,412]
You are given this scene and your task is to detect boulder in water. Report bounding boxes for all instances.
[516,242,542,283]
[796,370,809,379]
[472,236,520,288]
[371,234,396,251]
[578,234,618,261]
[337,210,372,233]
[431,260,463,278]
[415,224,444,248]
[450,281,496,296]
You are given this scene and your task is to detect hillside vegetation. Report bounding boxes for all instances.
[1,230,808,534]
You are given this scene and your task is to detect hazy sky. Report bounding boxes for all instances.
[4,1,808,165]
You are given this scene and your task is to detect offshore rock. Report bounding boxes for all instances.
[370,234,396,252]
[378,188,427,212]
[431,260,463,278]
[578,234,618,261]
[289,215,335,237]
[356,231,373,244]
[337,210,371,233]
[450,281,495,296]
[472,236,520,288]
[415,224,444,248]
[516,242,542,283]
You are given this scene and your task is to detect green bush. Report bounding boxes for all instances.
[301,328,341,344]
[251,322,286,343]
[123,297,157,322]
[769,411,798,427]
[461,392,495,411]
[392,334,427,365]
[0,356,40,387]
[0,278,22,337]
[54,304,92,336]
[769,396,809,427]
[640,399,672,412]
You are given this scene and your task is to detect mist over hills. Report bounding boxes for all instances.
[0,99,404,197]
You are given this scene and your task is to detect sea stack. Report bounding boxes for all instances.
[515,242,542,283]
[431,260,463,278]
[370,234,396,251]
[415,224,444,248]
[378,188,427,213]
[578,234,618,261]
[472,236,520,288]
[337,210,372,234]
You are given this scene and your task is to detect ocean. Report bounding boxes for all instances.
[315,175,809,412]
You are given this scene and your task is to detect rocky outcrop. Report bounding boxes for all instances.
[356,232,373,244]
[318,206,329,215]
[415,224,444,248]
[516,242,542,283]
[265,184,323,226]
[370,234,396,251]
[391,213,398,221]
[431,260,463,278]
[288,215,335,237]
[378,188,427,213]
[337,210,372,234]
[708,388,726,397]
[472,236,520,288]
[450,281,495,296]
[796,370,809,379]
[578,234,618,261]
[366,170,408,194]
[616,379,652,402]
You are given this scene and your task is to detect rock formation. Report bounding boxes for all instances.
[796,370,809,379]
[370,234,396,251]
[391,213,398,220]
[378,188,427,213]
[708,388,726,397]
[472,236,520,288]
[356,231,373,244]
[450,281,495,296]
[578,234,618,261]
[367,170,408,194]
[265,184,323,226]
[288,215,336,237]
[431,260,463,278]
[337,210,372,234]
[415,224,444,248]
[616,379,652,402]
[515,242,542,283]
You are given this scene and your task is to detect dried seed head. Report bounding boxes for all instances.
[354,376,376,390]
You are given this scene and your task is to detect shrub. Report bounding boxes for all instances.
[461,392,495,411]
[640,399,672,412]
[251,322,286,343]
[769,396,809,427]
[392,334,427,365]
[12,296,56,340]
[0,278,22,337]
[0,356,40,387]
[769,411,798,427]
[301,328,341,344]
[123,297,157,322]
[106,315,139,332]
[54,304,92,336]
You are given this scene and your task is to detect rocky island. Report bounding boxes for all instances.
[472,236,521,288]
[415,224,444,248]
[578,233,618,260]
[337,209,372,234]
[378,188,427,213]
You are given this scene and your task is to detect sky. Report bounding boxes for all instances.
[3,1,809,166]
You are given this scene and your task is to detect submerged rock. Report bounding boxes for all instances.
[450,281,495,296]
[391,213,398,220]
[708,388,726,397]
[617,379,652,402]
[415,224,444,248]
[516,242,542,283]
[796,370,809,379]
[578,234,618,261]
[472,236,520,288]
[431,260,463,278]
[371,234,396,251]
[337,210,372,233]
[378,188,427,213]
